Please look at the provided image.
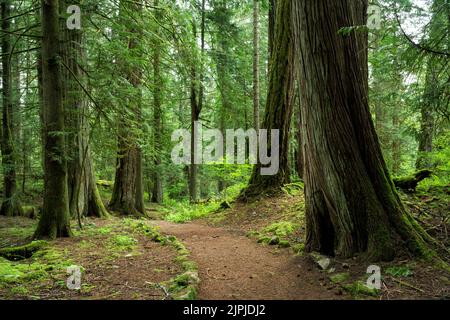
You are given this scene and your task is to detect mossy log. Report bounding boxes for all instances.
[0,240,47,261]
[22,206,38,219]
[96,180,114,188]
[394,170,433,192]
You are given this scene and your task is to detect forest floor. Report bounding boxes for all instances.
[0,184,449,300]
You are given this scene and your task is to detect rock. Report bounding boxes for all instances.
[269,236,280,245]
[342,263,350,269]
[310,252,332,270]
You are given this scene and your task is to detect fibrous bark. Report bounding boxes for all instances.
[61,0,108,219]
[34,0,71,239]
[292,0,433,261]
[240,0,295,199]
[1,0,23,217]
[109,0,145,216]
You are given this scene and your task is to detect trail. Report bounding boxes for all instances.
[151,221,340,300]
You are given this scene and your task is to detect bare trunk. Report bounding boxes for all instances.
[253,0,260,132]
[34,0,71,239]
[1,0,23,217]
[109,0,144,215]
[416,60,436,169]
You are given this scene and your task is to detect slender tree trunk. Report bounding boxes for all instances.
[392,113,401,175]
[253,0,260,133]
[1,0,23,217]
[109,0,145,215]
[34,0,71,239]
[61,0,108,219]
[240,0,295,199]
[292,0,433,260]
[189,68,200,202]
[188,2,205,203]
[416,60,436,169]
[152,0,163,204]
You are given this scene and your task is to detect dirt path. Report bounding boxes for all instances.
[151,221,342,300]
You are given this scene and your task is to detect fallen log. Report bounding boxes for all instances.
[0,241,48,261]
[394,170,433,192]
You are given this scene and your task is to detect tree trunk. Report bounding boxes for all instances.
[253,0,260,133]
[268,0,276,60]
[392,113,401,175]
[61,0,108,219]
[292,0,433,261]
[416,60,436,169]
[294,92,304,179]
[188,2,205,203]
[1,0,23,217]
[240,0,295,199]
[34,0,71,239]
[189,68,200,202]
[152,0,163,204]
[109,0,145,215]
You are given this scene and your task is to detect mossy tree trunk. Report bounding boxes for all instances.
[61,0,108,219]
[292,0,434,261]
[0,0,23,217]
[109,0,145,216]
[34,0,71,239]
[240,0,295,199]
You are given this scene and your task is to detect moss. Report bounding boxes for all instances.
[292,243,305,255]
[22,206,38,219]
[262,221,297,237]
[97,227,112,235]
[330,273,350,284]
[174,285,198,300]
[169,271,200,300]
[0,257,24,283]
[0,225,35,240]
[257,236,271,244]
[386,266,413,278]
[0,241,48,261]
[10,286,29,295]
[278,240,290,248]
[343,281,380,298]
[78,240,94,249]
[110,235,138,251]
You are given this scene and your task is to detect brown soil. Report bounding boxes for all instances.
[151,220,345,300]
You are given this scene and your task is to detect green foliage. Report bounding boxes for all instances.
[162,199,220,223]
[330,273,350,284]
[343,281,380,298]
[262,221,297,237]
[110,235,138,251]
[386,266,414,278]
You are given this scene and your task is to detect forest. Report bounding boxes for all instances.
[0,0,448,301]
